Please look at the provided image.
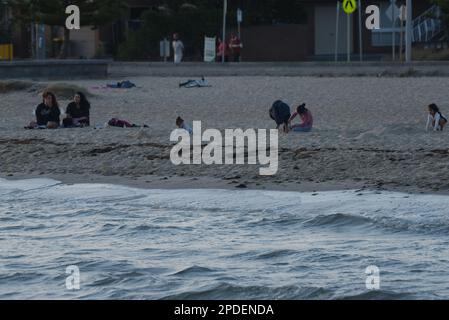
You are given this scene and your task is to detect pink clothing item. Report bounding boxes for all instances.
[289,110,313,128]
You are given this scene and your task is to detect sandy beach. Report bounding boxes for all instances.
[1,75,449,193]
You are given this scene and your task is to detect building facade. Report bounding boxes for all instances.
[4,0,440,61]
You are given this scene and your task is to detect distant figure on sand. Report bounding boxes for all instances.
[426,103,447,132]
[269,100,291,133]
[26,92,60,129]
[172,33,184,64]
[63,92,90,128]
[289,103,313,132]
[176,116,193,134]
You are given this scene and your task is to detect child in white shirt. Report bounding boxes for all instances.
[426,103,447,132]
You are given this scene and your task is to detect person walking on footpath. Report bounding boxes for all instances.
[172,33,184,64]
[229,34,242,62]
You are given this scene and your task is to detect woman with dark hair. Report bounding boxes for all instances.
[63,92,90,127]
[25,92,61,129]
[269,100,291,133]
[426,103,447,132]
[289,103,313,133]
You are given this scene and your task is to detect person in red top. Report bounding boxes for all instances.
[289,103,313,132]
[216,38,229,62]
[229,33,242,62]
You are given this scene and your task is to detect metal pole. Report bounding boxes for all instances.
[400,19,404,61]
[358,0,363,61]
[335,1,340,62]
[347,10,350,62]
[405,0,412,62]
[392,0,396,61]
[222,0,227,63]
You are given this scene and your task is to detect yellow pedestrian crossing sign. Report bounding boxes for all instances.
[342,0,357,14]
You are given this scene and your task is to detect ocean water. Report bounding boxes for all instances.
[1,178,449,300]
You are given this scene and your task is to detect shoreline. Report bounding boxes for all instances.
[2,172,448,196]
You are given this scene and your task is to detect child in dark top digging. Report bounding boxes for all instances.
[269,100,291,133]
[25,92,61,129]
[63,92,90,127]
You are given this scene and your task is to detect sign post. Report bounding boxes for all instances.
[335,1,340,62]
[237,8,243,62]
[399,5,406,61]
[237,8,243,40]
[222,0,228,64]
[405,0,412,62]
[358,0,363,61]
[342,0,357,62]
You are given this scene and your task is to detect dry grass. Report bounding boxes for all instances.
[0,80,36,93]
[41,83,92,99]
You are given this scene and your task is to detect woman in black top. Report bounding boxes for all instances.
[63,92,90,127]
[35,92,60,129]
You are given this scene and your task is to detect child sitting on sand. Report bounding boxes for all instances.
[176,116,193,134]
[426,103,447,132]
[289,103,313,132]
[25,92,61,129]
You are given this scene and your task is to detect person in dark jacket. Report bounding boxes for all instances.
[63,92,90,127]
[269,100,291,133]
[33,92,60,129]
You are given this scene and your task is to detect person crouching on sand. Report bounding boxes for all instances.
[289,103,313,132]
[26,92,60,129]
[269,100,291,133]
[176,116,193,135]
[426,103,447,132]
[63,92,90,128]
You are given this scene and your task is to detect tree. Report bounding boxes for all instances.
[0,2,13,44]
[9,0,126,58]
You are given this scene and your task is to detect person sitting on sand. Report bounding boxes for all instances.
[426,103,447,132]
[176,116,193,135]
[269,100,291,133]
[63,92,90,128]
[26,92,60,129]
[288,103,313,132]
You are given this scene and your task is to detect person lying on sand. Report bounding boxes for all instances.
[25,92,60,129]
[176,116,193,134]
[106,80,136,89]
[179,77,210,88]
[288,103,313,133]
[426,103,447,132]
[269,100,291,133]
[63,92,90,128]
[107,118,148,128]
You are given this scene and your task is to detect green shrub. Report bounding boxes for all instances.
[117,7,217,61]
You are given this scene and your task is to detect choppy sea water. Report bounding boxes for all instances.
[1,178,449,300]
